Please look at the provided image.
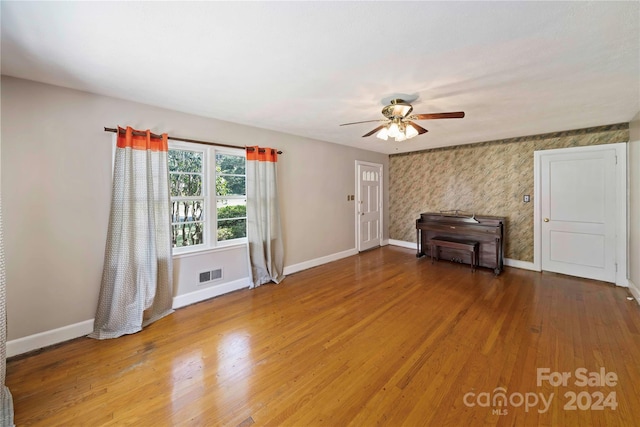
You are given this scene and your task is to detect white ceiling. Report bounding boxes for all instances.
[2,1,638,154]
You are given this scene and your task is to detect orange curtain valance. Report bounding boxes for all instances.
[116,126,168,152]
[246,146,278,162]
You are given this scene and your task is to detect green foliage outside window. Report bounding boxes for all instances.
[216,153,246,196]
[217,204,247,241]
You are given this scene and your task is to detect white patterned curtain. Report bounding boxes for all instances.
[246,146,284,288]
[1,194,14,426]
[90,126,174,339]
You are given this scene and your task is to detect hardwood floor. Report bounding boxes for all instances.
[7,246,640,426]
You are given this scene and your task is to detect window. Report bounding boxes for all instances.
[169,143,246,252]
[215,152,247,241]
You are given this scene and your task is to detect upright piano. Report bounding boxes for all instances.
[416,211,505,275]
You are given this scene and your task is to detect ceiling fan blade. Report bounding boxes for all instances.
[406,121,428,134]
[339,119,388,126]
[409,111,465,120]
[362,125,385,137]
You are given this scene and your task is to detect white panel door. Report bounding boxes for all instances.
[357,163,382,252]
[540,148,617,282]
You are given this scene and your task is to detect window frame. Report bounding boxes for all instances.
[169,141,247,255]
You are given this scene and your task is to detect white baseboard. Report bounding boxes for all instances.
[7,318,94,358]
[172,277,251,309]
[629,280,640,306]
[388,239,417,250]
[284,248,359,275]
[504,258,538,271]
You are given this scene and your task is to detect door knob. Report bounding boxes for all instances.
[544,218,550,222]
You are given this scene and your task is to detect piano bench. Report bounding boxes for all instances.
[430,237,479,272]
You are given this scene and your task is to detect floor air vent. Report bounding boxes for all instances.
[199,268,223,285]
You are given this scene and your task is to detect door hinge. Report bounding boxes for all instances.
[615,155,618,165]
[615,263,618,272]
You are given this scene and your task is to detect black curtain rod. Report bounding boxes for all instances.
[103,127,283,154]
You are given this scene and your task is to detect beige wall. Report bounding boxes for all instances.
[629,111,640,296]
[1,76,388,341]
[389,125,629,262]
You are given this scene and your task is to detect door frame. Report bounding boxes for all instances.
[355,160,384,252]
[533,143,628,286]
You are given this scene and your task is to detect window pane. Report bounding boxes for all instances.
[216,153,245,174]
[170,174,202,197]
[216,176,245,196]
[169,150,203,173]
[217,218,247,241]
[172,223,205,247]
[217,199,246,241]
[217,199,246,218]
[171,200,204,223]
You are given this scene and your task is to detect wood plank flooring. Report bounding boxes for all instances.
[6,246,640,426]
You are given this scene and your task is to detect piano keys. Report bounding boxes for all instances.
[416,212,506,275]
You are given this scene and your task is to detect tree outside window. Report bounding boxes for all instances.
[169,149,205,248]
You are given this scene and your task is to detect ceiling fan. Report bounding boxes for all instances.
[340,99,465,142]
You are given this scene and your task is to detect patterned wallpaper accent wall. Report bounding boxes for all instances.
[389,123,629,262]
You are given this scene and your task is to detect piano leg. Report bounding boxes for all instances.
[494,237,501,275]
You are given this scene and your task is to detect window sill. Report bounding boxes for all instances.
[172,241,248,259]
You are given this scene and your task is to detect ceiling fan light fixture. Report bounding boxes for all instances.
[376,127,389,140]
[340,99,464,143]
[405,124,419,139]
[387,122,400,138]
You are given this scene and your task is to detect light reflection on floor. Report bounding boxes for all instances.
[168,331,254,421]
[216,332,254,410]
[170,349,205,418]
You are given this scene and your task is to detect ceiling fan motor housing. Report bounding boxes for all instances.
[382,99,413,119]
